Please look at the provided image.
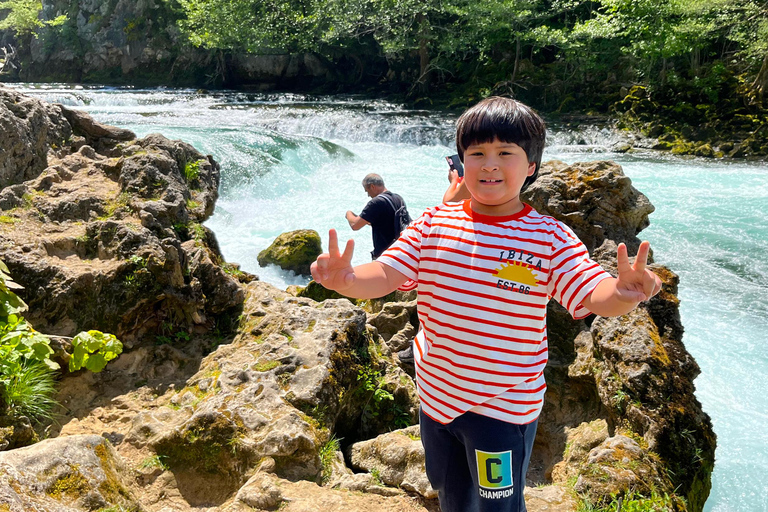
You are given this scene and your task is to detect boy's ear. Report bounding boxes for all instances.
[527,162,536,176]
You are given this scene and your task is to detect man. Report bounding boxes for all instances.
[345,173,410,260]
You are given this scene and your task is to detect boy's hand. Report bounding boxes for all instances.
[310,229,356,292]
[615,241,662,303]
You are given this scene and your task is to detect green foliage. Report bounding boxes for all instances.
[356,366,394,429]
[139,454,170,471]
[69,331,123,373]
[1,260,123,425]
[183,160,201,182]
[370,467,384,486]
[318,434,341,483]
[155,321,190,345]
[171,0,768,108]
[3,360,57,422]
[0,0,67,36]
[577,489,679,511]
[0,261,57,380]
[177,0,325,53]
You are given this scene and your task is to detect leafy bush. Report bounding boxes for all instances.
[69,331,122,373]
[0,260,123,425]
[184,160,201,182]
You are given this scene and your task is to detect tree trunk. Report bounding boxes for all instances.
[416,13,430,94]
[510,37,520,85]
[751,53,768,106]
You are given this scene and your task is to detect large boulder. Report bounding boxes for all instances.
[0,86,245,346]
[0,435,141,511]
[520,160,714,511]
[524,160,654,255]
[122,280,418,475]
[0,87,73,188]
[258,229,322,276]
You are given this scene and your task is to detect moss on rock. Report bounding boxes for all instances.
[257,229,322,276]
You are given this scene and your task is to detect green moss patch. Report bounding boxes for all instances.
[46,466,90,500]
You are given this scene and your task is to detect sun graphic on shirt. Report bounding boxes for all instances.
[493,261,539,287]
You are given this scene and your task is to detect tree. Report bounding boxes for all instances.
[0,0,65,37]
[176,0,325,53]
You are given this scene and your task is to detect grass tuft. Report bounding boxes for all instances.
[2,361,59,423]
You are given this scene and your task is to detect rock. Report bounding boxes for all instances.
[0,435,141,512]
[0,87,243,345]
[234,471,284,509]
[718,141,734,153]
[522,160,654,255]
[348,425,436,499]
[550,419,609,483]
[0,415,37,451]
[367,300,418,352]
[651,141,673,151]
[611,142,633,153]
[572,434,677,506]
[0,87,73,189]
[124,281,419,485]
[258,229,322,276]
[58,104,135,143]
[293,279,359,304]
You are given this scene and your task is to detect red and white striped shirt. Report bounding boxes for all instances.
[377,200,612,425]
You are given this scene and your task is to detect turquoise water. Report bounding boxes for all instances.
[7,84,768,511]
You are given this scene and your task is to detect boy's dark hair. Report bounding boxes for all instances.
[456,96,546,191]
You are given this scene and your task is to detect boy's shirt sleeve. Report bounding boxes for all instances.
[547,221,613,319]
[376,208,430,282]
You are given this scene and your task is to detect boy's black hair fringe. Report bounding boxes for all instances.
[456,96,547,191]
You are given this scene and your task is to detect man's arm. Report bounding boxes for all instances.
[581,241,662,317]
[311,229,408,299]
[442,169,471,203]
[346,210,370,231]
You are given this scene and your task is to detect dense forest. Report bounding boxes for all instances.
[1,0,767,156]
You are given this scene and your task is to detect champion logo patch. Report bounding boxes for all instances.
[475,449,513,491]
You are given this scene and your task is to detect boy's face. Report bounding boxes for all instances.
[462,138,535,216]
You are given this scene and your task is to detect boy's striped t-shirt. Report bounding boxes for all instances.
[377,200,612,425]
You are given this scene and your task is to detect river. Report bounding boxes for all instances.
[8,83,768,512]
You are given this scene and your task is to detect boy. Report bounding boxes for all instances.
[310,96,661,512]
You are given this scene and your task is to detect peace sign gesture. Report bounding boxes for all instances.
[614,241,662,303]
[310,229,356,292]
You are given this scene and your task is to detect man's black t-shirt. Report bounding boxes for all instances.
[359,191,408,259]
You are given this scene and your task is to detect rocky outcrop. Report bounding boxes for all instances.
[257,228,322,276]
[0,86,244,346]
[0,89,714,512]
[522,159,654,255]
[521,161,715,511]
[0,87,73,188]
[0,435,142,511]
[1,0,334,88]
[614,85,768,158]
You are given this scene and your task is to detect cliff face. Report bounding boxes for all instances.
[0,88,715,512]
[0,0,336,88]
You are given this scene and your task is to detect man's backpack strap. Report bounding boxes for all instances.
[379,193,410,234]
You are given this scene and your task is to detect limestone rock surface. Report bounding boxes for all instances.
[0,86,244,346]
[0,434,141,512]
[257,228,322,276]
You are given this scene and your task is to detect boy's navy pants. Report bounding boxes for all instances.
[419,408,538,512]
